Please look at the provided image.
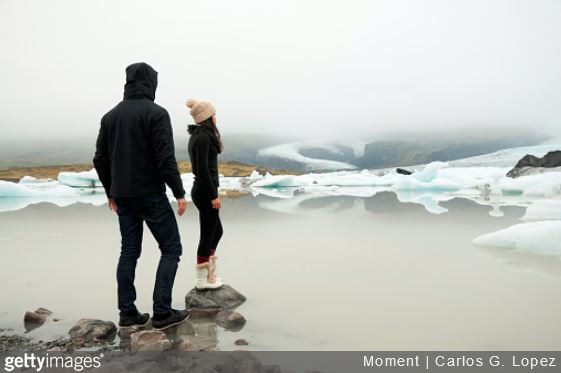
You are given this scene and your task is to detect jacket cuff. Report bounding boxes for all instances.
[172,188,186,199]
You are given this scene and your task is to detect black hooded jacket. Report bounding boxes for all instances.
[188,123,220,200]
[93,63,185,199]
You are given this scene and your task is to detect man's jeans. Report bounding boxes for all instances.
[114,192,182,319]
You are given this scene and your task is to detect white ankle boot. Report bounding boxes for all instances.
[209,255,224,283]
[196,262,224,290]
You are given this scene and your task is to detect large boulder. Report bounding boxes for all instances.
[507,151,561,177]
[185,285,246,310]
[68,319,116,342]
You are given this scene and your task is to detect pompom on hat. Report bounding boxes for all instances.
[186,98,216,124]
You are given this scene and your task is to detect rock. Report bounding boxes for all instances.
[176,336,198,351]
[138,339,172,352]
[118,326,145,339]
[34,307,53,316]
[234,338,249,346]
[24,311,48,332]
[68,319,116,342]
[396,168,413,175]
[223,351,266,373]
[185,284,246,310]
[507,165,561,178]
[216,310,246,331]
[1,334,73,352]
[507,151,561,177]
[130,330,167,352]
[24,311,46,325]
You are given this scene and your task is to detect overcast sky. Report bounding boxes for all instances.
[1,0,560,141]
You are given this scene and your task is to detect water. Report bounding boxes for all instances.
[0,192,560,350]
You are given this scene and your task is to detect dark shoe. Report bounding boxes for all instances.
[119,312,150,328]
[152,309,190,330]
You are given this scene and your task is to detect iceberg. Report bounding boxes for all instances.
[393,177,460,192]
[411,161,447,182]
[0,180,109,212]
[18,176,58,186]
[473,221,561,256]
[0,180,78,198]
[498,172,561,197]
[58,169,102,187]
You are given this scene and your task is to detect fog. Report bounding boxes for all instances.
[1,0,560,141]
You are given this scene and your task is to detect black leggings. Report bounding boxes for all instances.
[191,191,223,258]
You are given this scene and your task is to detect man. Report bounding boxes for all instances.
[93,62,189,330]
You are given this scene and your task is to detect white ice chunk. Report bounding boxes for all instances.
[251,175,303,188]
[18,176,57,185]
[394,177,460,192]
[412,161,447,182]
[58,169,102,187]
[248,170,262,180]
[0,180,79,198]
[499,172,561,197]
[473,221,561,256]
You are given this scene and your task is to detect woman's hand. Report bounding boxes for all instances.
[211,197,221,209]
[176,198,188,216]
[108,197,118,213]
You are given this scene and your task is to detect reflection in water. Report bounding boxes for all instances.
[256,190,486,217]
[118,317,222,351]
[476,245,561,280]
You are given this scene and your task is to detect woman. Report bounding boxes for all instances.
[186,98,225,290]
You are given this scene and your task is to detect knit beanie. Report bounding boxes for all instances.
[186,98,216,124]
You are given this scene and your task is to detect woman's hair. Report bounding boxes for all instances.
[196,117,224,153]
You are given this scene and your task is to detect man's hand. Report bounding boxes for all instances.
[108,197,118,213]
[211,197,221,210]
[177,198,187,216]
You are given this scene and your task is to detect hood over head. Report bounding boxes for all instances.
[123,62,158,101]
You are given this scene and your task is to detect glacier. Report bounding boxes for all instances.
[257,141,359,171]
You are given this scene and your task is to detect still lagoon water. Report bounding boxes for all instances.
[0,192,560,350]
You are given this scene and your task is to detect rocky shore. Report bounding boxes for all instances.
[0,285,248,352]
